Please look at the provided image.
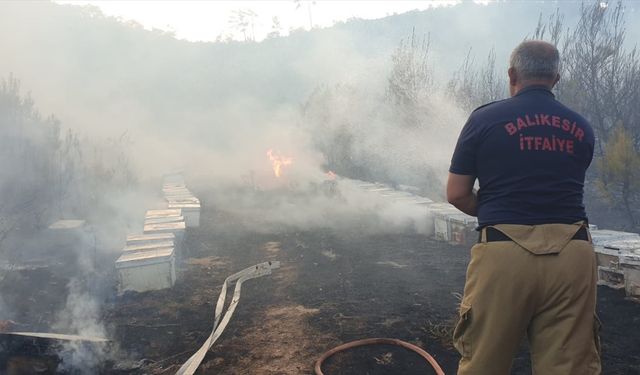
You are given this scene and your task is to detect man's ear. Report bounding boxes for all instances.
[508,67,517,86]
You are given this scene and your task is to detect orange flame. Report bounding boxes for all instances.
[326,171,337,180]
[267,149,293,177]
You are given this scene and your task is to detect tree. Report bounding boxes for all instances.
[597,126,640,227]
[531,2,640,228]
[0,74,136,253]
[386,29,434,127]
[0,75,66,247]
[447,48,506,112]
[267,16,282,39]
[294,0,316,30]
[561,2,638,154]
[228,9,257,42]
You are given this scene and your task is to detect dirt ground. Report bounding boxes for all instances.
[2,189,640,374]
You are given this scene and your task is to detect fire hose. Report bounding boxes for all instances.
[171,260,443,374]
[314,338,445,375]
[175,261,280,375]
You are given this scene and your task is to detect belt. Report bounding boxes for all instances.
[479,226,589,243]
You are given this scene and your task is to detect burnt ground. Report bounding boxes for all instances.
[1,189,640,374]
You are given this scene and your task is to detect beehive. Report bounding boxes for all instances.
[115,248,176,294]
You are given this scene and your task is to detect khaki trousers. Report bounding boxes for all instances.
[453,223,601,375]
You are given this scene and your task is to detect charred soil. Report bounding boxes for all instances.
[1,190,640,374]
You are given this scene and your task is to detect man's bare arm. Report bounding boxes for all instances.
[446,173,478,217]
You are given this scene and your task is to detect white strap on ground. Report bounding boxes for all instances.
[175,261,280,375]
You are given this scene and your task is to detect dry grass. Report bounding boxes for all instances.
[422,292,463,349]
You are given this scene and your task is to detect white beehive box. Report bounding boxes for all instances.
[144,222,186,245]
[116,247,176,294]
[620,253,640,301]
[596,238,640,268]
[167,202,201,227]
[47,219,88,252]
[594,246,622,269]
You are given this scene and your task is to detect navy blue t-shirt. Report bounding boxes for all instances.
[449,85,595,228]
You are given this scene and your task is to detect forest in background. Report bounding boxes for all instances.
[0,0,639,245]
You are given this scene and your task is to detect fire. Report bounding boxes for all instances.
[266,149,293,177]
[326,170,337,180]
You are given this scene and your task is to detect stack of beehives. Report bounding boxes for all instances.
[161,175,201,228]
[592,228,640,301]
[114,173,200,294]
[353,179,477,245]
[352,178,640,301]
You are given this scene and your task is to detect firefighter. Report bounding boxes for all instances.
[447,40,600,374]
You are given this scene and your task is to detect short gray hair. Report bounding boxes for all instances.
[509,40,560,81]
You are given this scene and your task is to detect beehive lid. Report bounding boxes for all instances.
[145,209,182,218]
[124,240,175,252]
[127,232,176,243]
[168,202,201,209]
[164,194,198,202]
[167,196,200,203]
[144,216,185,225]
[162,189,193,196]
[163,184,189,189]
[164,191,193,196]
[48,220,85,230]
[144,222,186,232]
[163,186,187,193]
[116,247,174,267]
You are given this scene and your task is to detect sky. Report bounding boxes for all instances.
[53,1,485,42]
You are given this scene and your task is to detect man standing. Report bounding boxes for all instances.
[447,40,601,374]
